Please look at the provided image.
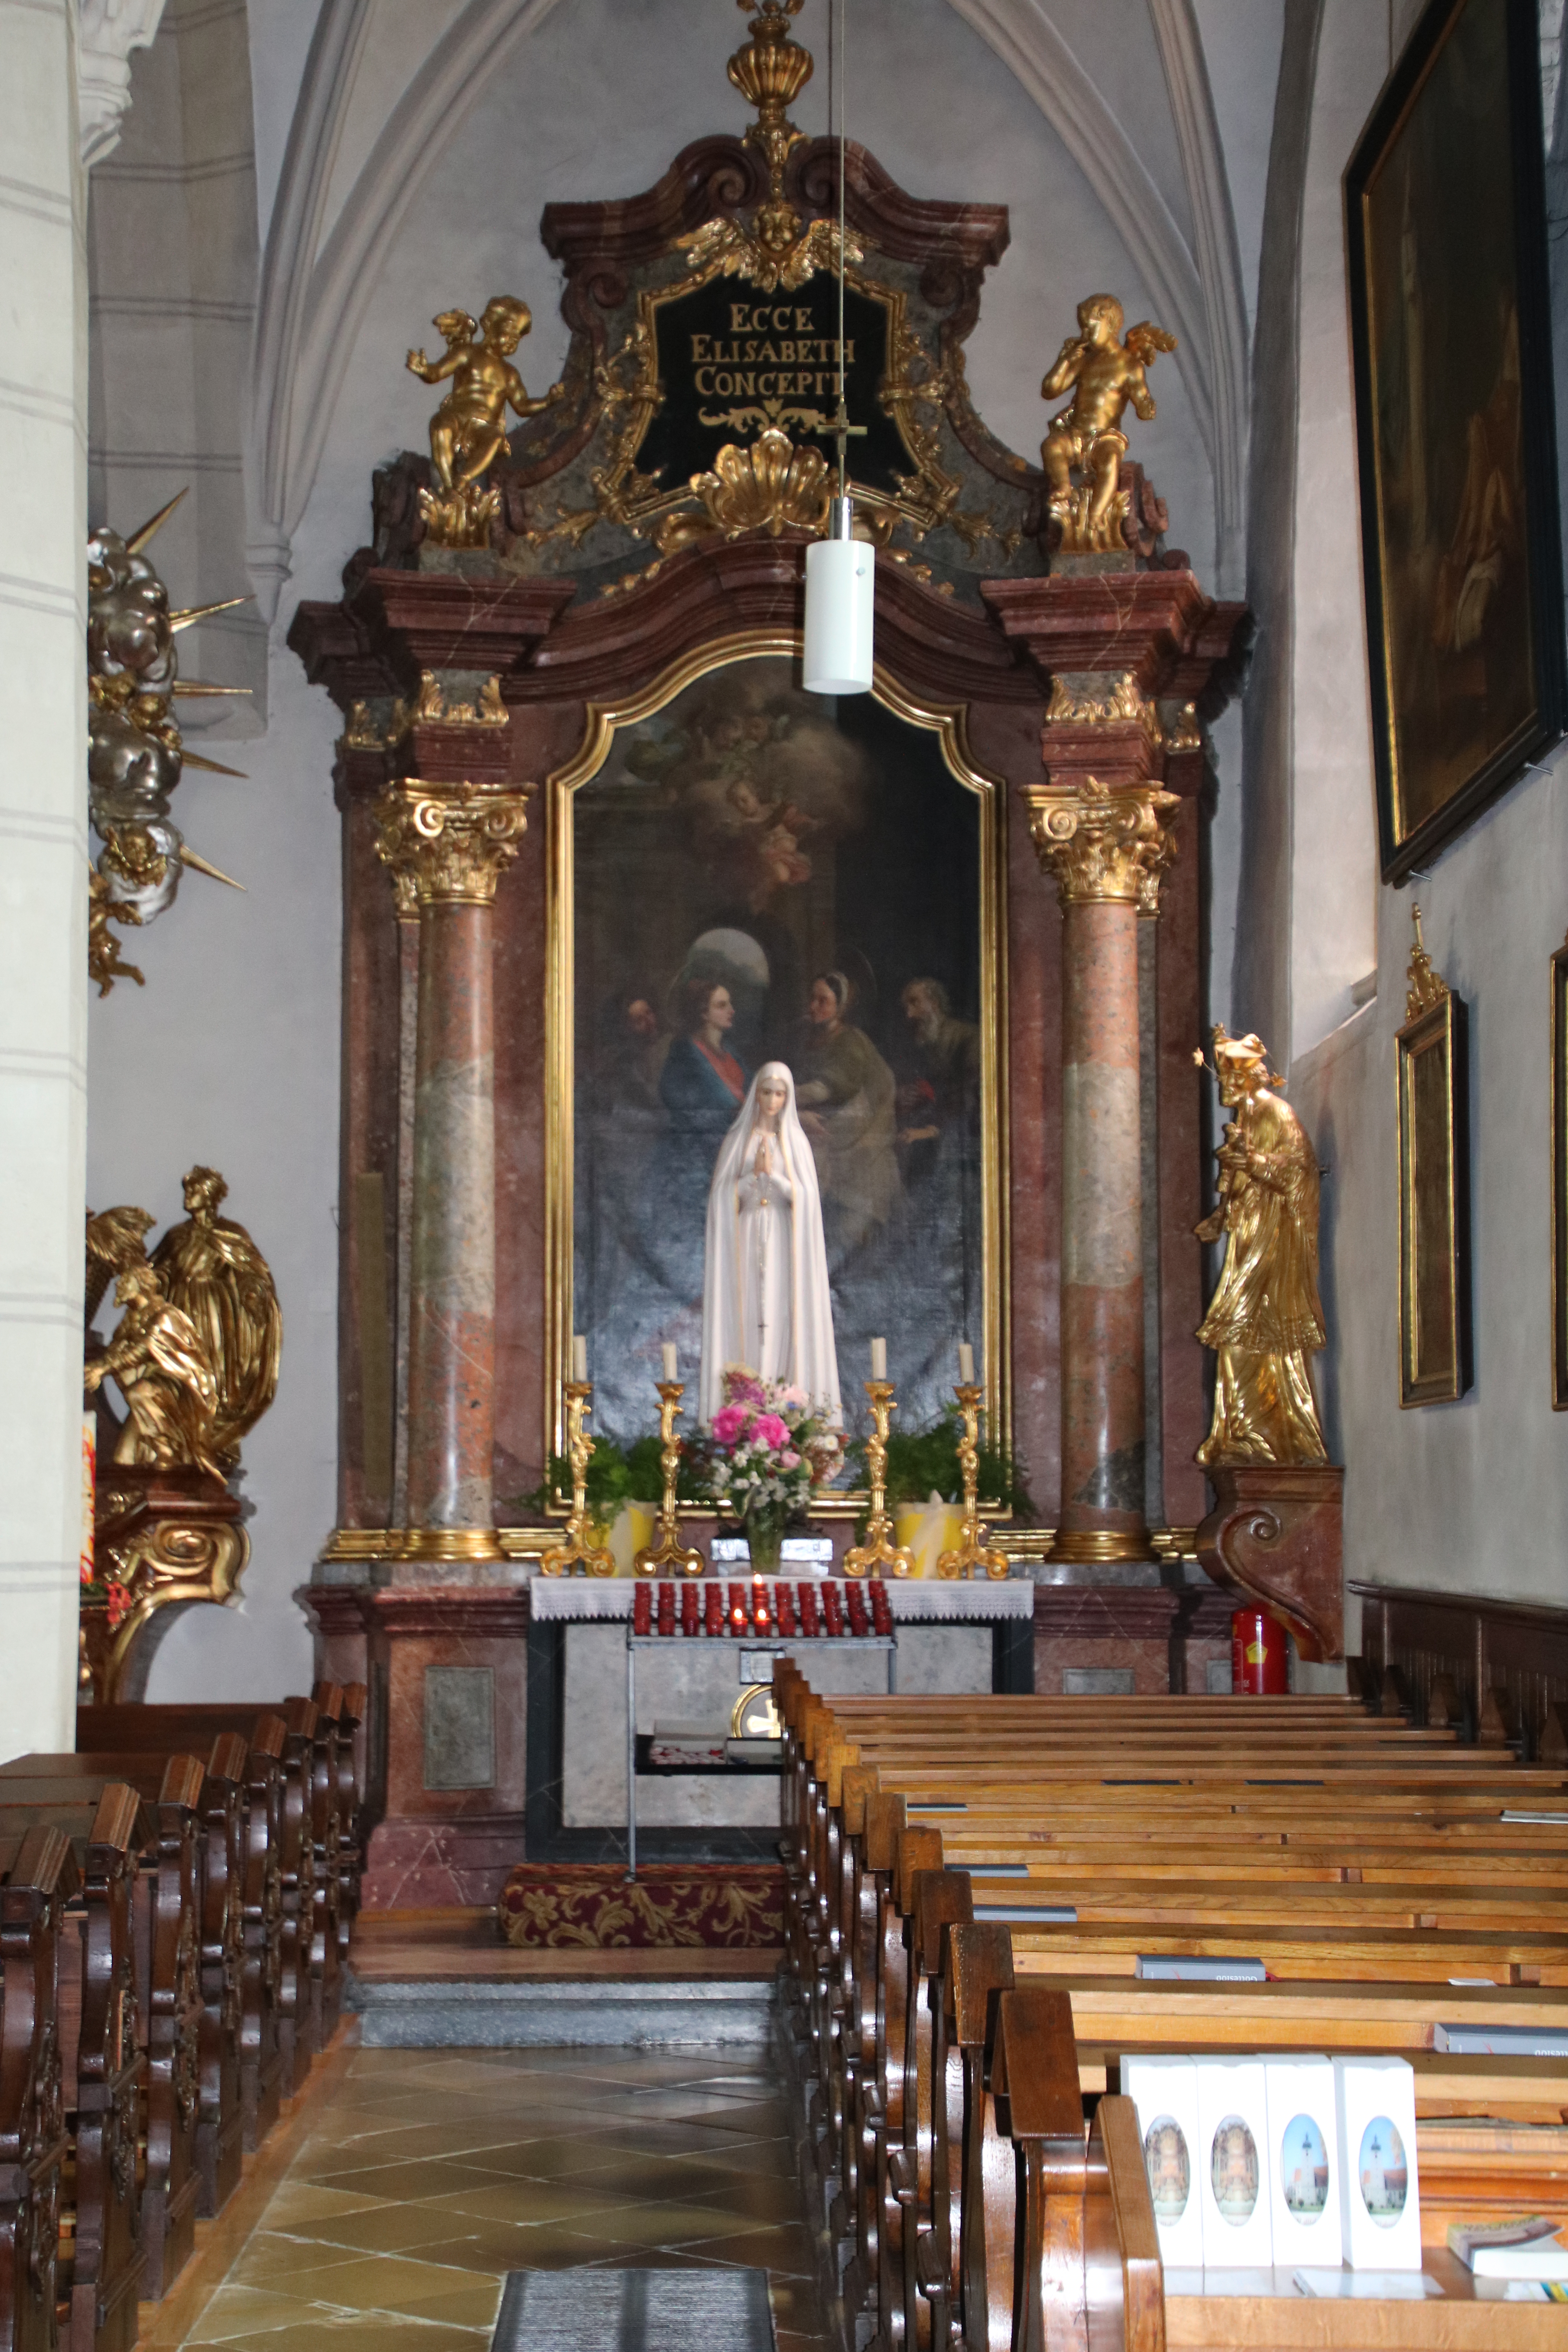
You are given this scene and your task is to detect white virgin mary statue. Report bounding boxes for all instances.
[699,1062,842,1426]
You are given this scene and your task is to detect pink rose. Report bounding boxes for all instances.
[781,1449,800,1470]
[711,1404,747,1445]
[781,1385,808,1410]
[752,1412,790,1450]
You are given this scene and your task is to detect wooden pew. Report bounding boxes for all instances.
[0,1788,156,2352]
[775,1665,1568,2352]
[0,1825,80,2352]
[84,1704,321,2095]
[3,1742,249,2219]
[0,1769,204,2307]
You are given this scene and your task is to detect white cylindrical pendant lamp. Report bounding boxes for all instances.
[803,497,874,694]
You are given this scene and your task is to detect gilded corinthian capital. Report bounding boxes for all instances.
[374,778,531,909]
[1024,779,1179,916]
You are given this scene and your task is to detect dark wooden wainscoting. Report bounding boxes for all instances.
[1353,1578,1568,1755]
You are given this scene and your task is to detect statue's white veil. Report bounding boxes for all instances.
[699,1060,841,1425]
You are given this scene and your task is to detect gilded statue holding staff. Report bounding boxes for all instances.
[1192,1027,1327,1468]
[1040,294,1176,553]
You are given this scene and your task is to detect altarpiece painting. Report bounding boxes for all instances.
[552,648,1004,1455]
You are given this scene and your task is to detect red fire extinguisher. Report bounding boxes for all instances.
[1231,1607,1288,1695]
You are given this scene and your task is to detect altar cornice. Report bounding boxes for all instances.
[289,537,1040,740]
[980,570,1250,709]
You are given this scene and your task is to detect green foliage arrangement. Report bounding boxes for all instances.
[844,1405,1033,1514]
[512,1432,706,1520]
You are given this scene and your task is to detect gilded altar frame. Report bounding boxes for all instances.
[543,628,1010,1489]
[1396,984,1472,1406]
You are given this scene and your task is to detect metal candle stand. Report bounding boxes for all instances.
[633,1380,703,1576]
[936,1381,1010,1579]
[537,1379,617,1577]
[842,1377,914,1579]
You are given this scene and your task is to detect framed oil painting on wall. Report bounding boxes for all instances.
[545,639,1007,1465]
[1396,949,1472,1407]
[1345,0,1565,882]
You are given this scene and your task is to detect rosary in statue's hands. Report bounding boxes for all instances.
[753,1133,773,1178]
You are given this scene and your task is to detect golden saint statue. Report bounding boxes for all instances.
[1192,1028,1327,1468]
[85,1261,224,1481]
[151,1165,282,1465]
[406,298,562,544]
[1040,294,1176,553]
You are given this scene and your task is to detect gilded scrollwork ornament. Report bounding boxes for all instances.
[374,778,532,908]
[1024,777,1180,915]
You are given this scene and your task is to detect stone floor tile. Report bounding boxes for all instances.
[581,2200,760,2246]
[412,2178,633,2227]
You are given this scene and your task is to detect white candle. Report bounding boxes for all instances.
[958,1342,975,1385]
[870,1336,887,1380]
[571,1333,587,1383]
[662,1343,678,1382]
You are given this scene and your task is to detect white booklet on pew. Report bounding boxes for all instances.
[1449,2218,1568,2279]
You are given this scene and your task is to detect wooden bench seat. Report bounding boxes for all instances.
[772,1664,1568,2352]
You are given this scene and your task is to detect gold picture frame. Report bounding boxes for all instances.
[1396,916,1472,1406]
[544,628,1010,1490]
[1551,935,1568,1407]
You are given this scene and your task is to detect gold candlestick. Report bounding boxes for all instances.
[936,1383,1009,1579]
[538,1381,616,1577]
[843,1379,914,1579]
[633,1381,703,1576]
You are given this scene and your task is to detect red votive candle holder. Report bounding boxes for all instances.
[869,1581,893,1635]
[656,1581,675,1635]
[681,1583,699,1637]
[752,1574,771,1631]
[632,1583,652,1635]
[822,1582,845,1637]
[704,1583,724,1637]
[775,1583,796,1638]
[798,1583,819,1637]
[728,1581,747,1632]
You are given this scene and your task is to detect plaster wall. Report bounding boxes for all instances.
[1292,759,1568,1620]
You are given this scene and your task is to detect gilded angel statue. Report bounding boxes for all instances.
[151,1165,282,1465]
[1192,1028,1327,1468]
[1040,294,1177,552]
[84,1261,223,1481]
[407,298,562,489]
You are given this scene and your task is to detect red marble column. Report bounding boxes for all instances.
[1026,779,1178,1565]
[376,781,530,1555]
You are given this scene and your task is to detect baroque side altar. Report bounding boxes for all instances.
[286,0,1278,1904]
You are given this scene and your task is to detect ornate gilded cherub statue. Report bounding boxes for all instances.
[406,297,563,546]
[84,1260,224,1482]
[152,1165,282,1466]
[1192,1027,1328,1469]
[1040,294,1176,554]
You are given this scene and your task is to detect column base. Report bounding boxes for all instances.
[1196,1464,1345,1662]
[1047,1526,1154,1567]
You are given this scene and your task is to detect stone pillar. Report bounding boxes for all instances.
[0,0,89,1754]
[1025,779,1178,1565]
[374,781,530,1558]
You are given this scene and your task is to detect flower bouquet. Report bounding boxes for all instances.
[695,1368,843,1571]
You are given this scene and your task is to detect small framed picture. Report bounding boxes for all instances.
[1396,946,1472,1406]
[1345,0,1566,881]
[1552,938,1568,1407]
